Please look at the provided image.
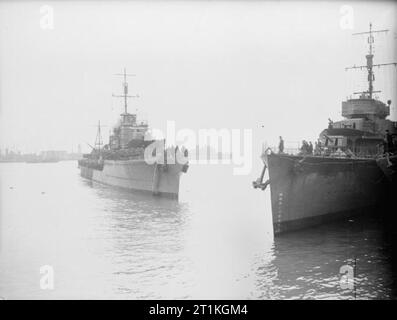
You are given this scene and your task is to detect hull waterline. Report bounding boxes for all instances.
[79,159,187,199]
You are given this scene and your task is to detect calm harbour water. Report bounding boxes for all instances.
[0,161,395,299]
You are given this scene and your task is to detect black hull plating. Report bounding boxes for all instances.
[265,153,388,235]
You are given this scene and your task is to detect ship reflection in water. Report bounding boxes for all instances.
[254,217,394,299]
[0,161,395,299]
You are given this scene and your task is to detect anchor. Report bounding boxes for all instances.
[252,149,271,190]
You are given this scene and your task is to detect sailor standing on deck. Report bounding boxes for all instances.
[308,142,313,155]
[278,136,284,154]
[385,130,394,153]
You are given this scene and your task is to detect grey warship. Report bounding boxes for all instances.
[254,24,397,235]
[78,69,188,199]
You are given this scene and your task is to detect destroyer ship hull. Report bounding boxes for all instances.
[79,159,186,199]
[265,153,388,235]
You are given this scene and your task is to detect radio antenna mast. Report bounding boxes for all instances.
[345,23,396,99]
[94,120,103,153]
[112,68,139,114]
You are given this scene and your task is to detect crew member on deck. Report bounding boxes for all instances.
[328,118,333,129]
[278,136,284,154]
[385,130,394,153]
[308,142,313,155]
[300,140,309,155]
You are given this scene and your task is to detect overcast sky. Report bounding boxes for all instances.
[0,0,396,154]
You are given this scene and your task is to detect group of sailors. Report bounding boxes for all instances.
[299,140,314,155]
[278,136,318,156]
[277,129,396,157]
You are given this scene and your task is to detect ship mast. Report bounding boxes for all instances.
[345,23,396,99]
[94,120,103,153]
[112,68,139,114]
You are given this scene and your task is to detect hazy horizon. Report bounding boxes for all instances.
[1,1,396,155]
